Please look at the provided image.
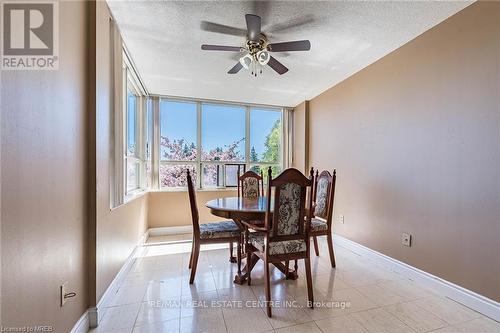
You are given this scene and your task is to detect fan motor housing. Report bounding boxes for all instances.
[246,34,268,56]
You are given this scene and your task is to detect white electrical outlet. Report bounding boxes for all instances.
[60,281,68,307]
[339,215,345,224]
[402,233,412,247]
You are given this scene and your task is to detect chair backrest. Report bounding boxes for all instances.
[313,169,336,228]
[186,169,200,235]
[238,170,264,198]
[264,167,314,242]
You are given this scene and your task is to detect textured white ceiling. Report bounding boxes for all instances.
[107,0,472,107]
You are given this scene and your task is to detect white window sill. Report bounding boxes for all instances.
[124,189,147,203]
[148,188,238,193]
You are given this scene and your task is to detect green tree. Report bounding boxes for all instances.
[250,146,258,162]
[262,119,281,178]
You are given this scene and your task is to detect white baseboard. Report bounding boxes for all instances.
[88,307,98,329]
[333,234,500,322]
[69,309,90,333]
[148,225,192,237]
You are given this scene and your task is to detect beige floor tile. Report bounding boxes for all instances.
[212,269,240,290]
[250,280,292,302]
[97,303,141,332]
[350,308,414,333]
[219,286,257,302]
[298,288,377,321]
[134,300,181,327]
[356,284,407,306]
[427,326,462,333]
[264,300,315,329]
[315,315,369,333]
[89,327,132,333]
[132,318,180,333]
[104,284,148,308]
[274,321,322,333]
[181,272,217,294]
[384,301,447,332]
[453,317,500,333]
[143,278,183,300]
[223,307,273,333]
[98,238,498,333]
[123,268,182,286]
[180,290,220,317]
[310,259,336,276]
[179,308,227,333]
[132,259,160,273]
[337,269,392,287]
[377,280,435,301]
[412,297,481,325]
[312,273,351,296]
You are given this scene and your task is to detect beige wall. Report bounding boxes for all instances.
[94,1,149,302]
[148,190,237,228]
[292,101,309,173]
[303,1,500,301]
[1,1,90,331]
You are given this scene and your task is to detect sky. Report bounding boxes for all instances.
[159,100,281,160]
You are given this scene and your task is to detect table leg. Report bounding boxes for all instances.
[234,252,259,285]
[237,238,242,276]
[234,257,299,284]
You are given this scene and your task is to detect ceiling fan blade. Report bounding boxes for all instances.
[200,21,247,37]
[228,62,243,74]
[201,45,243,52]
[251,1,270,21]
[245,14,261,42]
[267,40,311,52]
[267,56,288,75]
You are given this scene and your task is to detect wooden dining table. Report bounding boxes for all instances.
[206,196,299,285]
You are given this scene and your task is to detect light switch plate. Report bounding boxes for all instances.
[339,215,345,224]
[402,233,412,247]
[60,281,68,307]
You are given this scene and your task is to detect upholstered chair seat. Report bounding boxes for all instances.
[310,218,328,232]
[199,221,241,239]
[248,232,307,255]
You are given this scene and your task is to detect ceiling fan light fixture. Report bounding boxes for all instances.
[239,54,253,69]
[257,50,270,65]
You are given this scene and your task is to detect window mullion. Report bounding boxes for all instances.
[152,97,160,190]
[245,106,250,173]
[197,101,202,189]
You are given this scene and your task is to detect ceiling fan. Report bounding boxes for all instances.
[201,14,311,76]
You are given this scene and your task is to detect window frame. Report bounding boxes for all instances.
[156,96,285,191]
[121,49,149,202]
[124,76,142,196]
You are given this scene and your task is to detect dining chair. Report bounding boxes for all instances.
[310,169,337,267]
[186,169,242,284]
[237,170,265,275]
[245,167,315,317]
[237,170,264,198]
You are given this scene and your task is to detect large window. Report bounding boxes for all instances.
[115,47,287,199]
[159,98,283,189]
[249,108,283,181]
[160,100,197,188]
